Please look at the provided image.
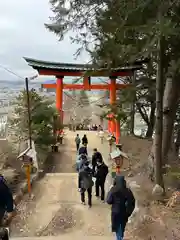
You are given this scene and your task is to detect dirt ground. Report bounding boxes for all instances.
[118,136,180,240]
[10,132,112,239]
[0,141,26,194]
[9,131,180,240]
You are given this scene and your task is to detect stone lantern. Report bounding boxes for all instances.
[110,148,128,178]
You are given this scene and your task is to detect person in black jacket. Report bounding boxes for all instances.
[82,134,88,146]
[95,158,108,201]
[92,148,103,174]
[78,161,94,208]
[107,175,135,240]
[0,175,14,227]
[78,144,88,155]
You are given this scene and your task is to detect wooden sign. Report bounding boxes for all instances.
[110,148,128,160]
[25,165,31,196]
[110,149,121,159]
[22,155,33,166]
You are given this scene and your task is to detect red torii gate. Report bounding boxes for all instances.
[24,57,144,143]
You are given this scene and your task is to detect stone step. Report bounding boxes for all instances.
[12,236,113,240]
[46,173,77,177]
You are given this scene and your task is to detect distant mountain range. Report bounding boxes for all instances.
[0,79,107,93]
[0,80,105,104]
[0,79,39,86]
[0,79,106,87]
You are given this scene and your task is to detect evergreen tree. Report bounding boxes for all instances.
[10,89,58,147]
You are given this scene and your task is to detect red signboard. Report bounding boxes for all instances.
[114,156,123,168]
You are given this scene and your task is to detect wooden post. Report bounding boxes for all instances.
[116,120,120,144]
[110,143,112,153]
[56,77,63,130]
[108,117,111,133]
[25,77,32,148]
[26,165,31,197]
[83,76,91,90]
[111,161,116,179]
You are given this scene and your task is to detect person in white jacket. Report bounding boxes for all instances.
[99,130,104,144]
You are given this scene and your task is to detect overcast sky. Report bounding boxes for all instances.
[0,0,89,81]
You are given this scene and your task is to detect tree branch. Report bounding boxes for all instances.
[136,101,150,124]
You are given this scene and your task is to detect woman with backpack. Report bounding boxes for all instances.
[75,134,81,152]
[78,161,94,208]
[107,175,135,240]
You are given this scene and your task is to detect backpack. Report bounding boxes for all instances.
[79,155,88,169]
[125,188,135,217]
[82,137,88,144]
[0,175,7,185]
[81,170,94,189]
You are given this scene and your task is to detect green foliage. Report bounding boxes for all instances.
[45,0,103,55]
[165,165,180,189]
[98,102,128,127]
[46,0,180,73]
[175,101,180,125]
[95,110,106,120]
[10,89,58,147]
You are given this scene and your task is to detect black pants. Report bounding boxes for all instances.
[95,180,105,200]
[76,144,80,151]
[121,218,128,238]
[0,208,5,226]
[78,176,81,188]
[81,188,92,206]
[92,164,96,175]
[0,209,9,240]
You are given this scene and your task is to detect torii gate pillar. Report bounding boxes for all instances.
[56,77,64,129]
[109,77,116,135]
